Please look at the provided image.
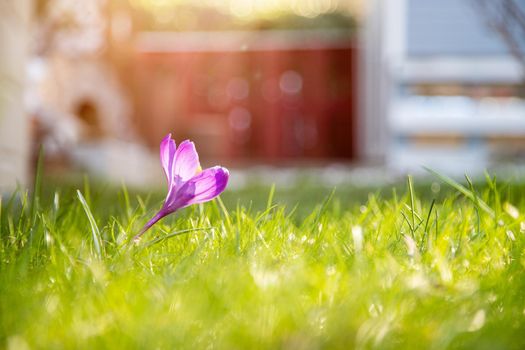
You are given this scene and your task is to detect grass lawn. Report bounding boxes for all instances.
[1,172,525,349]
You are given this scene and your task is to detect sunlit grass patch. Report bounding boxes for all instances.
[1,174,525,349]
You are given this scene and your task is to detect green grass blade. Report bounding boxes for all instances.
[143,227,214,247]
[424,166,495,218]
[216,196,231,227]
[266,184,275,211]
[30,146,44,226]
[77,190,103,259]
[407,175,416,237]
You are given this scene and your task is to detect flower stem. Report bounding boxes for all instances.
[133,211,165,241]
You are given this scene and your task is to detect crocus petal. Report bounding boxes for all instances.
[172,140,201,184]
[176,166,229,207]
[160,134,176,185]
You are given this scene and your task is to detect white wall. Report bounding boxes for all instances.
[0,0,32,193]
[359,0,406,163]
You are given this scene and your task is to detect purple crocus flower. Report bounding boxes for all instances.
[134,134,229,239]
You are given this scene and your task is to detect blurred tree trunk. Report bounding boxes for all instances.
[0,0,32,193]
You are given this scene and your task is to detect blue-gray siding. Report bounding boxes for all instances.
[407,0,525,56]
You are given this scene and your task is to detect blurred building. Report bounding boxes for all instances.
[124,2,357,163]
[133,29,354,162]
[10,0,525,189]
[9,0,525,191]
[368,0,525,174]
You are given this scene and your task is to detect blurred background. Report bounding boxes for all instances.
[1,0,525,191]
